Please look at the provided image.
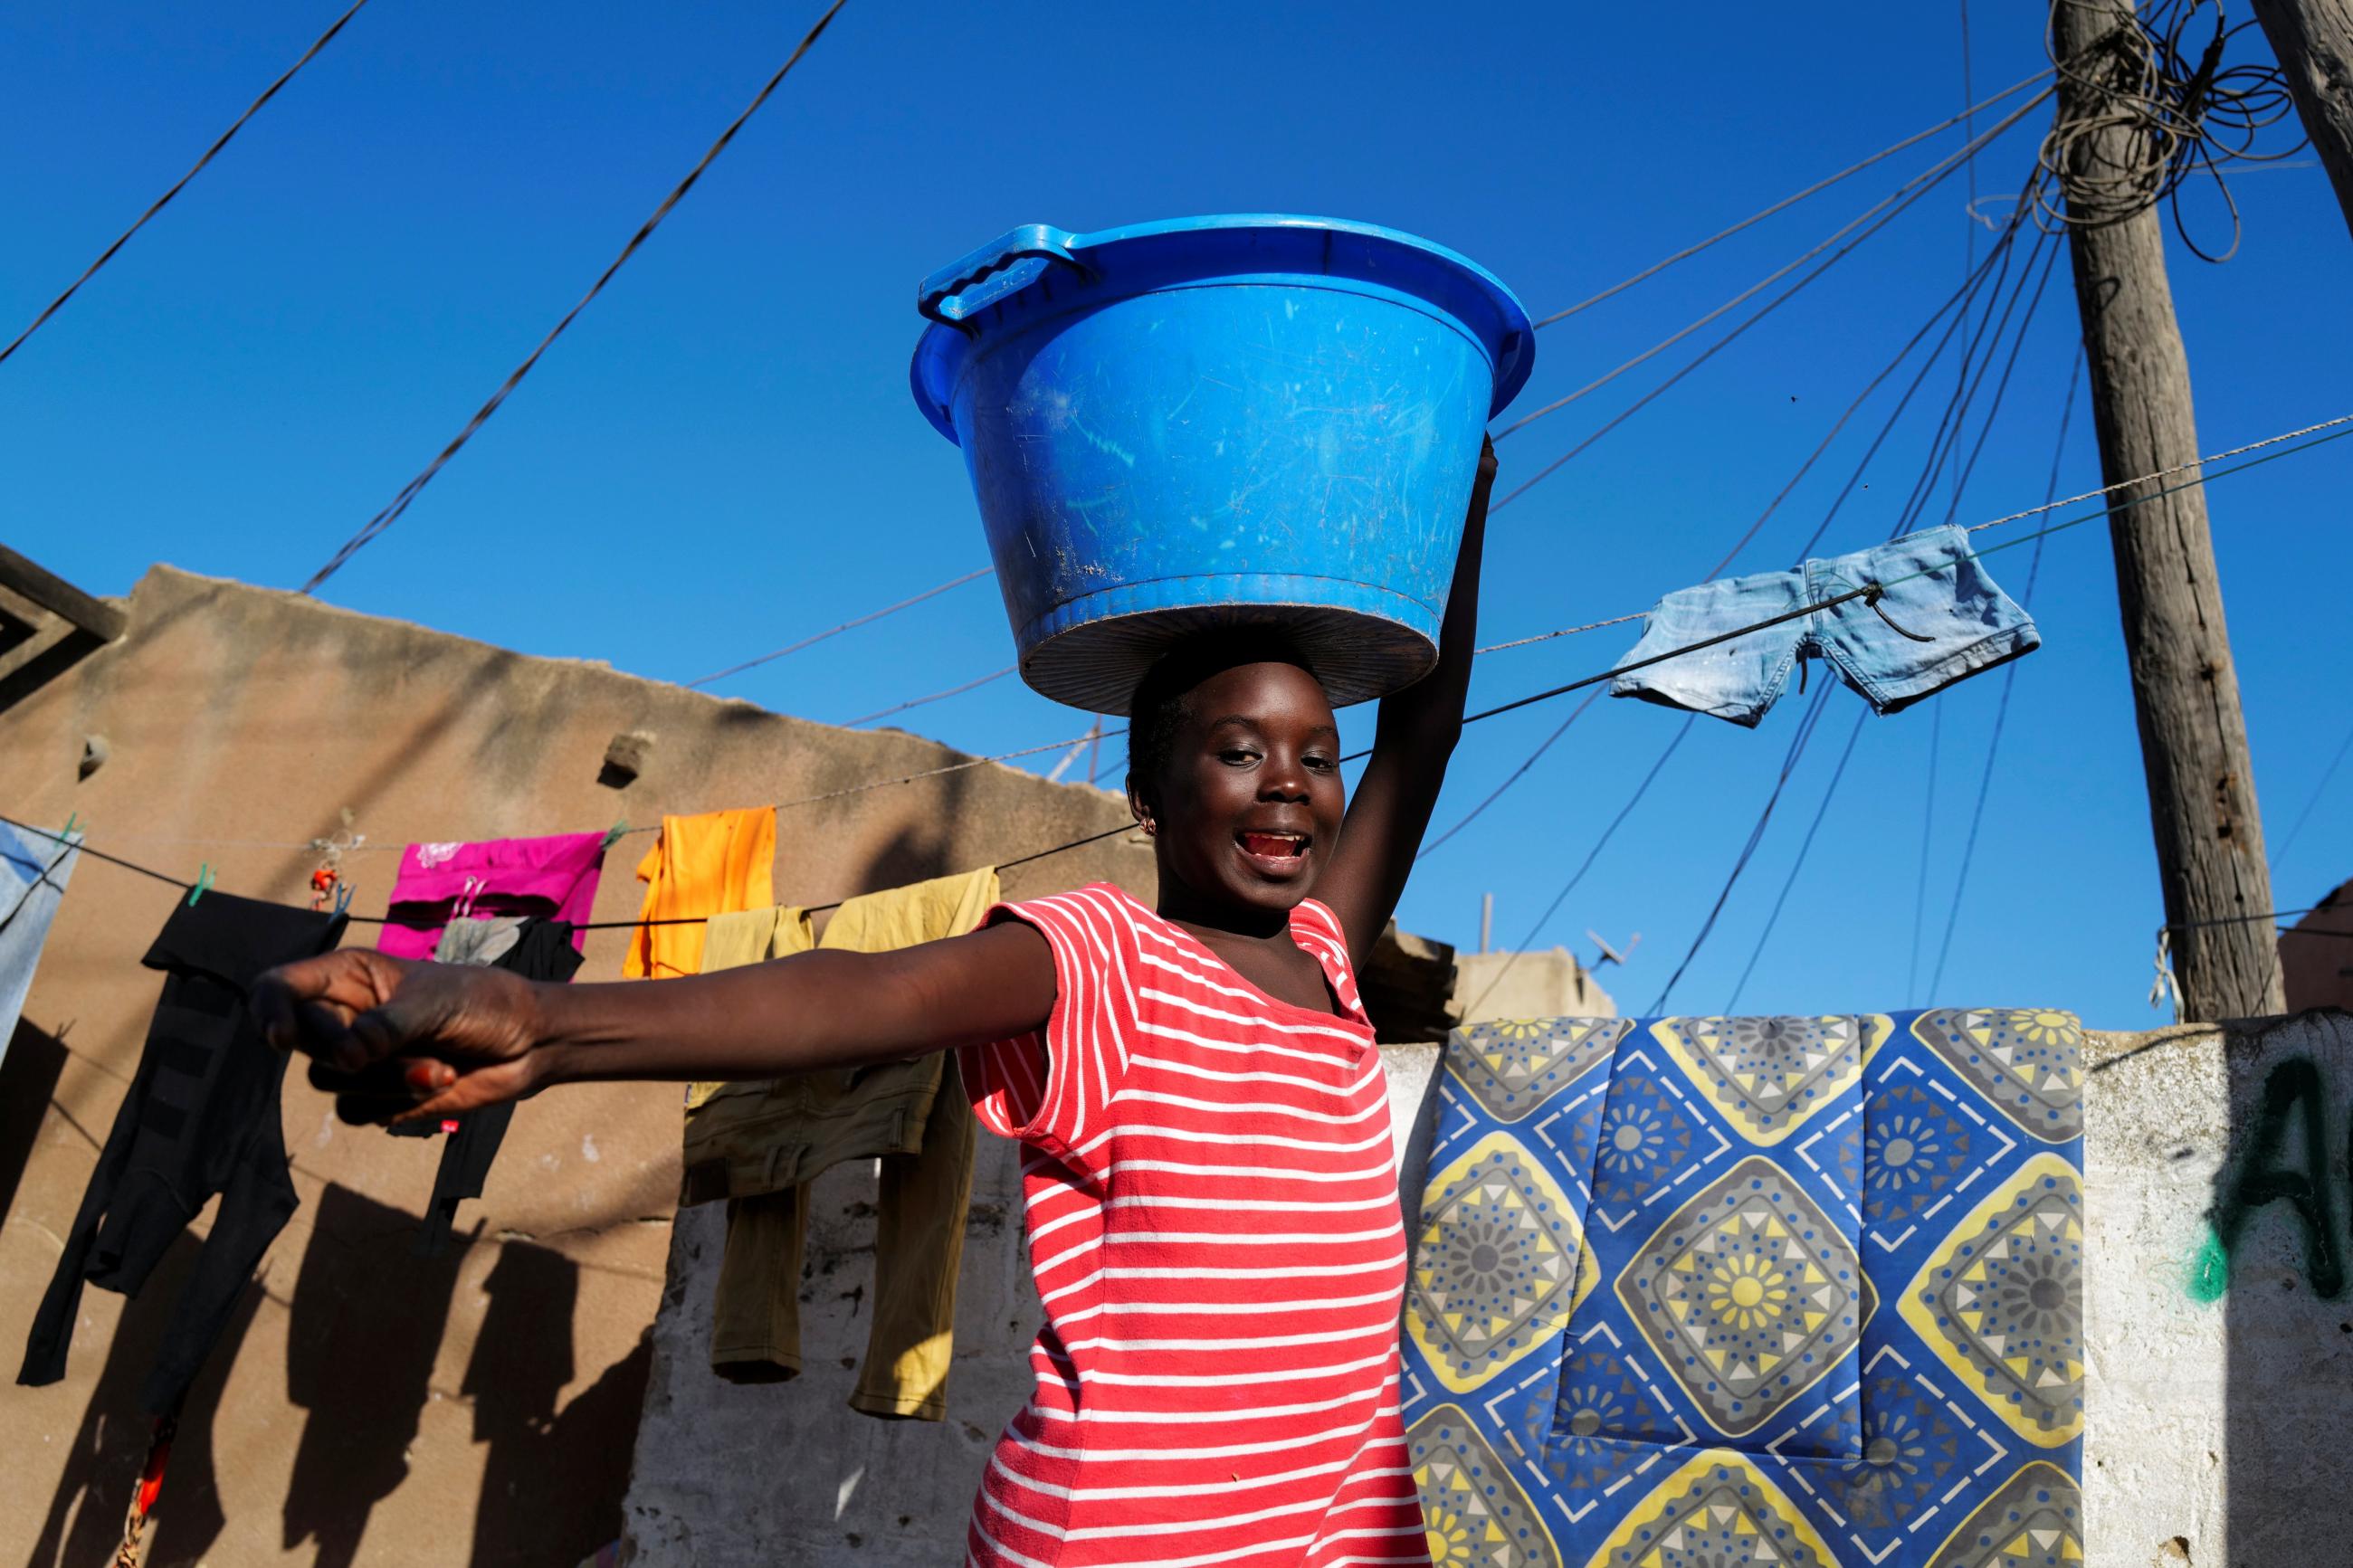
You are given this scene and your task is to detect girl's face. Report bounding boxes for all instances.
[1131,660,1347,919]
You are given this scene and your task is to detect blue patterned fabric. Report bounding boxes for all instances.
[1401,1010,2084,1568]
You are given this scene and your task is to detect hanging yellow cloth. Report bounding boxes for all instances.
[622,808,776,981]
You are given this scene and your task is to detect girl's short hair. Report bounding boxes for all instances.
[1125,633,1319,803]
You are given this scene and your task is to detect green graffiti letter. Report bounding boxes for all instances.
[2211,1057,2346,1298]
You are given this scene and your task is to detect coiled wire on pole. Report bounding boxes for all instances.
[2034,0,2304,261]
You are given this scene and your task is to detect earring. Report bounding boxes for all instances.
[1141,820,1157,837]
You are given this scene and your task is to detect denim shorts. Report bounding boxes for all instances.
[1608,525,2040,727]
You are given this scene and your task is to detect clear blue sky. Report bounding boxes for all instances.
[6,0,2346,1028]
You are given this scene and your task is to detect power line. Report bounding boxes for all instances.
[0,0,376,371]
[1490,90,2054,514]
[299,0,852,594]
[1415,692,1601,859]
[843,664,1015,727]
[687,565,994,690]
[1928,347,2084,997]
[1492,86,2054,454]
[1649,684,1837,1014]
[1724,708,1870,1013]
[1461,716,1696,1017]
[1531,67,2053,328]
[2269,718,2353,873]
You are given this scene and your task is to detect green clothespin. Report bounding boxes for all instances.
[61,812,81,838]
[186,862,215,908]
[599,820,629,853]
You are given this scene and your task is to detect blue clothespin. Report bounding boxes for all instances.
[332,879,354,916]
[186,863,215,908]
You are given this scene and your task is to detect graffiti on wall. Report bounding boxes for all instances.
[2189,1055,2347,1302]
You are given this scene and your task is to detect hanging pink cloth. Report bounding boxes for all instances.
[377,832,608,960]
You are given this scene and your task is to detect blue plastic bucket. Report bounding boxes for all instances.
[910,214,1534,714]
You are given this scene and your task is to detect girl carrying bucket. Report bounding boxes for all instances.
[253,438,1495,1568]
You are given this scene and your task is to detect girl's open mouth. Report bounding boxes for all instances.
[1236,831,1310,874]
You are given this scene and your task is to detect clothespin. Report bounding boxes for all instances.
[332,880,354,916]
[2148,927,2181,1021]
[61,812,81,838]
[186,863,215,908]
[599,820,629,854]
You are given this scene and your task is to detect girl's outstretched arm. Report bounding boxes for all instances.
[1317,436,1495,962]
[252,919,1056,1122]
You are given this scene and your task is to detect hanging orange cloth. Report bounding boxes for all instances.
[622,808,776,980]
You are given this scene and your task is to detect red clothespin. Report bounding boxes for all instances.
[309,866,340,912]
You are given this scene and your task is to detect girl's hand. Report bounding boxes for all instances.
[253,950,550,1122]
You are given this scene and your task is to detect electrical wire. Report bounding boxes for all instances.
[1648,684,1837,1015]
[1531,67,2054,328]
[686,565,994,690]
[2268,717,2353,873]
[1724,708,1870,1013]
[1460,716,1696,1018]
[0,0,376,371]
[2035,0,2306,261]
[1491,87,2054,454]
[299,0,851,594]
[843,664,1014,727]
[1927,347,2084,997]
[1490,91,2052,515]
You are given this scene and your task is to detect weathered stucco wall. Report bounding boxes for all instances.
[0,565,1151,1568]
[2082,1010,2353,1568]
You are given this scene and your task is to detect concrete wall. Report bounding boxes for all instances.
[0,565,1152,1568]
[2082,1010,2353,1568]
[624,1009,2353,1568]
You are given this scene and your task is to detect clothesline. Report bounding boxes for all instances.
[10,411,2346,931]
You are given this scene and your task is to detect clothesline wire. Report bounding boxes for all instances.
[1495,87,2053,444]
[9,416,2345,927]
[1529,66,2054,328]
[1490,92,2053,513]
[0,0,375,371]
[298,0,851,594]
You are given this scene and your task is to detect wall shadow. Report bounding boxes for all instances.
[2215,1011,2353,1563]
[21,1229,260,1568]
[0,1017,69,1222]
[281,1183,462,1568]
[278,1181,654,1568]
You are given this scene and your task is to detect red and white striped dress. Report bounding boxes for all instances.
[957,883,1430,1568]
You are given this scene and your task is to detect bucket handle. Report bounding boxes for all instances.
[918,224,1096,328]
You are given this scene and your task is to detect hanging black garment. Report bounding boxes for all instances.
[407,917,580,1255]
[18,892,345,1414]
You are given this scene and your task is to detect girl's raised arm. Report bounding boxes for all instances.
[1315,436,1496,962]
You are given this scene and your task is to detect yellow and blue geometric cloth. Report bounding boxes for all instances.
[1403,1008,2084,1568]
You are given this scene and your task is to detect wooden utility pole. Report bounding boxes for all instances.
[2053,0,2287,1019]
[2249,0,2353,242]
